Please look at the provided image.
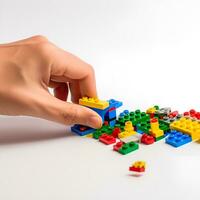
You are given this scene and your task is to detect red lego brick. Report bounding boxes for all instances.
[104,121,109,126]
[112,127,121,138]
[113,141,124,151]
[99,134,116,145]
[129,166,145,172]
[169,111,178,118]
[141,133,155,145]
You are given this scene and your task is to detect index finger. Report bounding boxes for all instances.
[49,46,98,98]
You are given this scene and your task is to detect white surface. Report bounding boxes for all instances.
[1,0,200,199]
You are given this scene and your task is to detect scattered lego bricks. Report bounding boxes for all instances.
[71,97,200,156]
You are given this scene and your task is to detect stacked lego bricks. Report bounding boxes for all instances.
[71,97,200,155]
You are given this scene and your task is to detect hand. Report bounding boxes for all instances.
[0,35,102,128]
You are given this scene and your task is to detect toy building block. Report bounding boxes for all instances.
[79,97,109,110]
[108,99,123,109]
[71,125,95,136]
[155,107,171,117]
[92,125,114,139]
[120,133,142,143]
[129,161,146,172]
[165,130,192,147]
[118,121,137,139]
[112,127,121,138]
[149,118,164,138]
[105,108,117,120]
[141,134,155,145]
[184,109,200,120]
[170,117,200,140]
[118,141,139,155]
[113,141,124,151]
[99,134,116,145]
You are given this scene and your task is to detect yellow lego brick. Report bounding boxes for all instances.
[150,129,164,138]
[132,161,146,168]
[85,133,93,138]
[124,121,134,132]
[146,107,156,114]
[79,97,109,110]
[118,130,136,139]
[170,117,200,136]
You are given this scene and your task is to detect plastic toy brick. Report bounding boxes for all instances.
[155,135,165,142]
[170,117,200,139]
[184,109,200,120]
[105,109,116,119]
[112,127,121,138]
[118,130,136,139]
[129,161,146,172]
[93,125,114,139]
[118,141,139,155]
[108,99,123,109]
[99,134,116,145]
[165,130,192,147]
[141,134,155,145]
[149,118,164,138]
[113,141,124,151]
[79,97,109,110]
[71,125,95,136]
[120,133,142,143]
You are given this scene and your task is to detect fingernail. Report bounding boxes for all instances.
[87,116,102,128]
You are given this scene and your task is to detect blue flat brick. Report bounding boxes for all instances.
[165,131,192,147]
[71,125,95,136]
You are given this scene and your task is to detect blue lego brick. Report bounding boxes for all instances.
[108,99,123,109]
[109,119,116,127]
[105,109,116,119]
[71,125,95,136]
[165,130,192,147]
[91,107,109,122]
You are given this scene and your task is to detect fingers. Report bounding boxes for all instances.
[35,91,102,129]
[49,48,97,99]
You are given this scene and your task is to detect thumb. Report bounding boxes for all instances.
[36,93,102,129]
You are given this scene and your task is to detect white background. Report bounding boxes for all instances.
[0,0,200,199]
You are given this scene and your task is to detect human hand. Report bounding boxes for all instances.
[0,36,102,128]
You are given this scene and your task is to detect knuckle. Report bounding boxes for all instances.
[61,106,79,125]
[30,35,49,42]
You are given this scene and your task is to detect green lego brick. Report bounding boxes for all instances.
[118,141,139,155]
[92,125,114,139]
[93,130,102,139]
[155,135,165,142]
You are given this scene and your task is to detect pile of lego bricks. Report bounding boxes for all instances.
[71,97,200,155]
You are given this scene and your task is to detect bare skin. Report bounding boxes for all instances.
[0,35,102,128]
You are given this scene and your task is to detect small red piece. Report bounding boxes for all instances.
[113,141,123,151]
[189,109,196,115]
[109,107,116,112]
[112,127,121,138]
[99,134,116,145]
[184,112,189,116]
[150,118,158,123]
[141,134,155,145]
[150,113,155,118]
[80,126,87,131]
[129,166,145,172]
[104,121,109,126]
[169,111,178,118]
